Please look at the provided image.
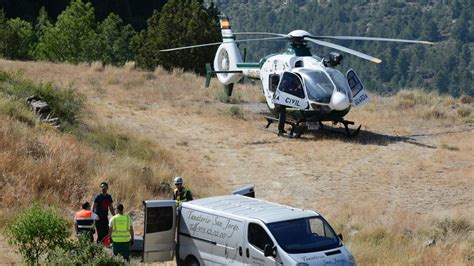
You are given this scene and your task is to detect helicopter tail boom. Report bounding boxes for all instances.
[213,16,244,87]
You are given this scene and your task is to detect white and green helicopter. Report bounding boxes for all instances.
[161,15,433,138]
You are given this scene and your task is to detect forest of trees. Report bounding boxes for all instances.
[0,0,472,96]
[0,0,219,73]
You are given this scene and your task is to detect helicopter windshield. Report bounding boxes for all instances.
[326,68,351,98]
[299,69,334,103]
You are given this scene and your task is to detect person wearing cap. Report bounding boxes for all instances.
[109,203,134,262]
[93,182,115,243]
[74,201,99,242]
[172,176,193,205]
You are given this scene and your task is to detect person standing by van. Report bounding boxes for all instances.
[93,182,115,243]
[172,176,193,205]
[109,203,134,262]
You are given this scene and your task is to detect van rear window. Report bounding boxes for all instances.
[146,206,173,233]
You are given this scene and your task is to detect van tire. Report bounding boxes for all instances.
[185,256,200,266]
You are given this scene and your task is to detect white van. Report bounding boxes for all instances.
[142,195,356,265]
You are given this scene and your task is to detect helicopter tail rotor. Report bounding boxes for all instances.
[213,16,244,88]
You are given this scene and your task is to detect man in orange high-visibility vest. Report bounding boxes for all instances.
[74,202,99,242]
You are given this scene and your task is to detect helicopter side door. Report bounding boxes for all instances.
[346,69,369,107]
[273,72,308,109]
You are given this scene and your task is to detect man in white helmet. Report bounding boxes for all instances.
[172,176,193,205]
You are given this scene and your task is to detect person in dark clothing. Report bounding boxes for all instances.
[277,105,287,136]
[93,182,115,243]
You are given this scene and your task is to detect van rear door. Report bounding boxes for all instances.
[143,200,176,263]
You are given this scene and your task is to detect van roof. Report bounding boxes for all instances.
[183,195,319,224]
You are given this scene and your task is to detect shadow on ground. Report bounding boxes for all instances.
[266,125,473,148]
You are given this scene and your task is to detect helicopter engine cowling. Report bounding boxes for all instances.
[329,91,350,111]
[214,44,243,86]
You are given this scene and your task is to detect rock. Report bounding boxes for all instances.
[349,229,359,237]
[26,95,60,127]
[423,239,436,247]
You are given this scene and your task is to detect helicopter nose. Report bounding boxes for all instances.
[329,91,350,111]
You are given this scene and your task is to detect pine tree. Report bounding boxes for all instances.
[35,0,98,63]
[134,0,220,73]
[97,13,136,66]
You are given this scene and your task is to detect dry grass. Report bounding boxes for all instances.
[0,114,181,212]
[0,59,472,265]
[317,202,473,265]
[392,89,472,123]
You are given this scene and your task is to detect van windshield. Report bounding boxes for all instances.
[267,216,340,254]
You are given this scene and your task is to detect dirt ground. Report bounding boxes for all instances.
[91,97,473,214]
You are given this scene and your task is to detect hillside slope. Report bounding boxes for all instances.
[0,60,473,264]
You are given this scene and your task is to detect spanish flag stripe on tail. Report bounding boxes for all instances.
[221,19,231,29]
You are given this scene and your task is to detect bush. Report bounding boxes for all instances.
[0,70,84,126]
[5,203,71,264]
[76,125,157,161]
[0,96,36,126]
[47,234,125,265]
[228,105,244,119]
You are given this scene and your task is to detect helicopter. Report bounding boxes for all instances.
[160,15,433,138]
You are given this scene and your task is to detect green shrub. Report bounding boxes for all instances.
[228,105,244,119]
[47,235,124,265]
[0,70,84,126]
[0,96,35,125]
[5,203,71,265]
[77,126,156,161]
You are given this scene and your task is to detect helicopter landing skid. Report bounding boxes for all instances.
[264,116,361,138]
[264,116,305,138]
[330,119,362,138]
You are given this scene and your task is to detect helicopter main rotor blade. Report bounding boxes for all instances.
[233,32,287,37]
[305,37,382,63]
[159,36,287,52]
[309,35,434,45]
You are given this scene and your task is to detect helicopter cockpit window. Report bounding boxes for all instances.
[278,72,305,98]
[269,74,280,93]
[299,69,334,103]
[326,69,351,98]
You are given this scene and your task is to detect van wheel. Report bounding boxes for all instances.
[185,256,200,266]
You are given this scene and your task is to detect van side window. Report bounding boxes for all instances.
[146,206,174,233]
[248,223,274,251]
[309,218,336,239]
[269,74,280,92]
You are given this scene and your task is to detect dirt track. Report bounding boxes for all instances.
[92,96,473,215]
